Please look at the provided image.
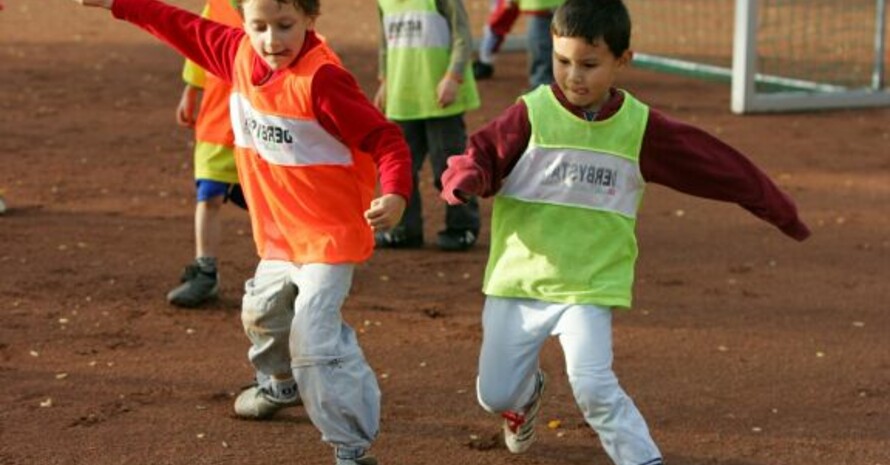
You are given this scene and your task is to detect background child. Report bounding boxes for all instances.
[70,0,413,464]
[166,0,247,308]
[473,0,565,88]
[441,0,810,463]
[373,0,481,251]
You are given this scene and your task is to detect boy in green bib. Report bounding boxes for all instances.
[441,0,810,462]
[374,0,481,251]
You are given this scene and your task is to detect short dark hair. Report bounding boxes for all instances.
[551,0,631,57]
[235,0,320,16]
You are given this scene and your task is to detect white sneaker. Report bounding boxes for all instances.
[233,383,301,419]
[502,370,547,454]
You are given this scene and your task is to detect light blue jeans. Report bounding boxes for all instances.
[241,260,380,456]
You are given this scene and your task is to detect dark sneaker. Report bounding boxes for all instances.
[473,61,494,80]
[336,449,378,465]
[502,370,547,454]
[234,383,302,420]
[436,229,476,252]
[374,229,423,249]
[336,456,377,465]
[166,263,219,308]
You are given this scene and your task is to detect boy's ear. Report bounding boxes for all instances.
[617,49,634,68]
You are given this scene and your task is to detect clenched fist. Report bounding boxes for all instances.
[364,194,407,232]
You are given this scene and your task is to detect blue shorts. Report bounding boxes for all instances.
[196,179,248,210]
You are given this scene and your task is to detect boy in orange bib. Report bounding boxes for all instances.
[70,1,412,463]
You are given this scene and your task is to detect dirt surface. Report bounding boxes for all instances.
[1,1,888,464]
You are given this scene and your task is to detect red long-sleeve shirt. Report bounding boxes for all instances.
[445,85,811,241]
[111,0,412,199]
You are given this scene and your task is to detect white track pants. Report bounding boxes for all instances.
[477,296,662,465]
[241,260,379,452]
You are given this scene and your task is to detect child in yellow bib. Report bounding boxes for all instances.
[374,0,482,251]
[166,0,246,309]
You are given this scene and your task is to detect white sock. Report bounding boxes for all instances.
[269,378,298,402]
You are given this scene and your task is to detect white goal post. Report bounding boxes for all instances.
[627,0,889,113]
[730,0,889,113]
[488,0,890,114]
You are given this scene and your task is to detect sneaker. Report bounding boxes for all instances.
[436,229,476,252]
[502,370,547,454]
[473,61,494,80]
[335,454,378,465]
[166,262,219,308]
[374,229,423,249]
[234,383,302,420]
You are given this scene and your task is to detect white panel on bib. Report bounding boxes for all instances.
[230,93,352,167]
[500,146,643,218]
[383,11,450,49]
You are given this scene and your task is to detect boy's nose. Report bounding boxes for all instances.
[264,30,279,48]
[568,67,583,82]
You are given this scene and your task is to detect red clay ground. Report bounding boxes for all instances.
[1,1,888,464]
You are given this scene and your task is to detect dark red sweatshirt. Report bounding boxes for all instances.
[443,85,811,241]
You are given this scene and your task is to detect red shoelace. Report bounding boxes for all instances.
[501,411,526,433]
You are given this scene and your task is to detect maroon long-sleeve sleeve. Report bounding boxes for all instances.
[110,0,411,199]
[639,109,810,240]
[444,84,810,241]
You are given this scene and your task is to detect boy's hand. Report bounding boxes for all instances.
[441,187,471,205]
[373,81,386,112]
[176,85,201,128]
[72,0,114,8]
[436,75,459,108]
[441,156,482,205]
[364,194,406,231]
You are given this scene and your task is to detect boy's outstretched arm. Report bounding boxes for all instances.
[441,100,533,205]
[640,109,811,241]
[72,0,241,83]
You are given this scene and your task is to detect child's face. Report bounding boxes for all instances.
[552,35,632,111]
[242,0,315,70]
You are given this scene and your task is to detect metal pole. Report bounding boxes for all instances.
[874,0,887,89]
[731,0,758,113]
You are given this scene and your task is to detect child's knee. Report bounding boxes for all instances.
[476,378,523,413]
[241,281,297,333]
